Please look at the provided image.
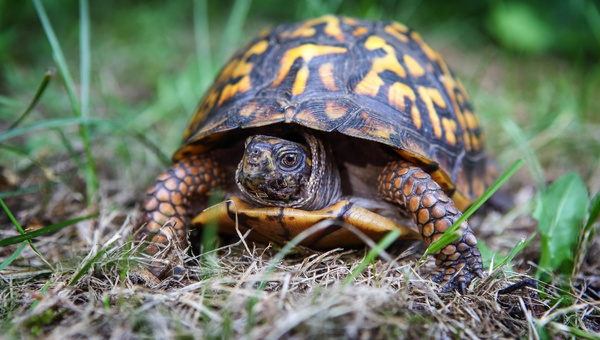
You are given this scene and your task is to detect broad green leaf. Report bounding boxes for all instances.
[533,172,589,278]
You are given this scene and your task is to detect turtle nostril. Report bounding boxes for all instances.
[245,147,262,165]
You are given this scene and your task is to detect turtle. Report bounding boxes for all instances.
[135,15,497,293]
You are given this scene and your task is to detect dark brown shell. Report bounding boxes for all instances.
[174,15,495,208]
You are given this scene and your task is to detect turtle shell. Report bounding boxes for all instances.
[173,15,495,209]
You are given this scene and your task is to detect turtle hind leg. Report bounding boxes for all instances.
[377,160,484,293]
[136,154,222,276]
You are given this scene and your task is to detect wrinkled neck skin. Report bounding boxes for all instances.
[235,131,341,210]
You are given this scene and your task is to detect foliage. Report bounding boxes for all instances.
[533,173,590,281]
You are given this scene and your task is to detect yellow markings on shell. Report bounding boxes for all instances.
[463,109,481,152]
[218,40,269,106]
[456,92,465,106]
[320,15,345,41]
[389,82,421,130]
[294,108,313,123]
[470,134,480,152]
[438,70,470,152]
[257,27,271,38]
[318,63,339,91]
[239,102,259,117]
[355,71,385,97]
[352,26,369,36]
[442,117,457,146]
[410,31,441,64]
[463,109,478,130]
[361,111,392,140]
[384,24,409,43]
[389,21,409,33]
[197,86,220,119]
[404,54,425,78]
[324,101,347,120]
[355,36,406,98]
[364,36,406,77]
[418,86,442,139]
[426,87,447,110]
[292,65,310,96]
[272,44,348,88]
[219,77,251,106]
[341,16,358,26]
[285,15,345,42]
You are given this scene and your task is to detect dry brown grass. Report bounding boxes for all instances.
[2,170,598,339]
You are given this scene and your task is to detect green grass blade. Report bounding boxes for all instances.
[0,213,99,246]
[69,231,121,286]
[343,229,400,285]
[256,221,338,291]
[583,193,600,234]
[1,116,170,166]
[0,197,54,270]
[28,280,51,312]
[79,0,90,120]
[424,159,525,257]
[31,0,78,111]
[32,0,98,205]
[201,191,226,259]
[218,0,253,61]
[586,1,600,48]
[55,128,87,176]
[553,323,600,340]
[0,116,104,143]
[69,247,107,286]
[0,186,42,199]
[493,233,535,270]
[0,197,26,235]
[129,129,171,166]
[0,241,27,271]
[193,0,213,88]
[502,119,546,190]
[8,70,53,130]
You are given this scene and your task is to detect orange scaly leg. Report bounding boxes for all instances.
[378,160,483,293]
[136,155,221,276]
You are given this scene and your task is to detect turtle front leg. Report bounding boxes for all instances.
[136,155,222,276]
[378,160,483,293]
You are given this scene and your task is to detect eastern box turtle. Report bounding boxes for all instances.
[136,15,496,292]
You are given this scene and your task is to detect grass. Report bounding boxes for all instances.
[1,1,599,338]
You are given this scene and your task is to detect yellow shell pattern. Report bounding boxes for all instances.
[174,15,493,207]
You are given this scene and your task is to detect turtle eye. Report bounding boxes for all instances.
[280,152,299,169]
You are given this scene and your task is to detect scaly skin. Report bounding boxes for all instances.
[136,155,221,275]
[378,160,484,293]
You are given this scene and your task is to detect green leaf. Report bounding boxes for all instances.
[533,172,589,278]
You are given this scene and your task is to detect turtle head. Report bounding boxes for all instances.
[236,135,313,205]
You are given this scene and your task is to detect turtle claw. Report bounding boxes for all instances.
[432,262,484,294]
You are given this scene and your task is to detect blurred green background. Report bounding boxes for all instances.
[1,0,599,195]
